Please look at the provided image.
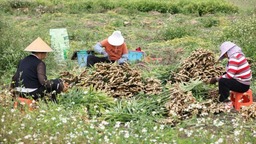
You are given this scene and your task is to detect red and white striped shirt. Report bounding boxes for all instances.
[221,53,252,85]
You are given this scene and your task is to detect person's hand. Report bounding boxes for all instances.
[101,51,108,57]
[208,77,218,84]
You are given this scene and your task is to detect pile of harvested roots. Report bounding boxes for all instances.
[171,48,225,83]
[164,83,230,125]
[240,103,256,120]
[60,63,162,97]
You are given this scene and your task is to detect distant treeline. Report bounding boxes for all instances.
[0,0,238,15]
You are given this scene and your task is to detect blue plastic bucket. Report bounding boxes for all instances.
[77,51,88,67]
[128,50,144,61]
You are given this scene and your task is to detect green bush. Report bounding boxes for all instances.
[177,0,238,16]
[0,20,26,78]
[59,87,115,118]
[0,0,238,15]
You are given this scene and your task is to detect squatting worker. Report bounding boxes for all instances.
[11,37,67,102]
[87,31,128,67]
[209,41,252,105]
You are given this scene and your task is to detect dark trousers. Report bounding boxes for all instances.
[218,78,250,102]
[20,79,63,102]
[87,55,115,67]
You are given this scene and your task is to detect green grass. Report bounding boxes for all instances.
[0,0,256,143]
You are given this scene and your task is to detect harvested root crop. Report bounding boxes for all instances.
[74,63,162,97]
[171,48,225,83]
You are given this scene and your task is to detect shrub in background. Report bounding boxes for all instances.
[0,0,238,15]
[177,0,238,16]
[0,20,26,78]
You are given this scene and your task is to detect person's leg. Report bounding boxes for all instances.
[87,55,110,67]
[218,78,249,102]
[23,86,46,100]
[26,79,63,102]
[46,79,65,103]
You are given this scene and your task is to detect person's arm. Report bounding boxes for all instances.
[117,54,128,64]
[37,62,52,88]
[221,58,238,79]
[117,43,128,64]
[94,42,108,57]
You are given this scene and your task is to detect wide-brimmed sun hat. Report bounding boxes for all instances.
[24,37,53,52]
[218,41,236,61]
[107,31,124,46]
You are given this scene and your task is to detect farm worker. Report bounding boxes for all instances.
[10,37,67,102]
[87,30,128,67]
[208,41,252,106]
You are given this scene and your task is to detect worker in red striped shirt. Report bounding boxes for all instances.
[209,41,252,105]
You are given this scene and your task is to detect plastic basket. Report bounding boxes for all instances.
[128,50,144,61]
[77,50,88,67]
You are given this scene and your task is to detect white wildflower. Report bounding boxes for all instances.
[40,110,46,113]
[90,124,94,129]
[153,126,157,130]
[142,128,147,133]
[150,139,157,142]
[8,131,13,134]
[104,135,109,143]
[24,135,31,139]
[61,118,67,123]
[160,125,165,130]
[124,132,129,138]
[184,130,193,137]
[99,124,105,130]
[214,138,223,144]
[114,121,121,128]
[56,107,62,111]
[25,114,31,119]
[124,122,130,128]
[101,121,109,125]
[234,130,240,136]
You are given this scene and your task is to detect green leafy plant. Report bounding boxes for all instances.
[59,87,115,117]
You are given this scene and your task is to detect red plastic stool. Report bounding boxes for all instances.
[230,89,253,111]
[13,97,34,111]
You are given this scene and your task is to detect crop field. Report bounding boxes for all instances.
[0,0,256,143]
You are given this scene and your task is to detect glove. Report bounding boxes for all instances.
[209,77,218,84]
[101,50,108,57]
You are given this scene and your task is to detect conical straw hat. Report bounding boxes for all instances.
[24,37,53,52]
